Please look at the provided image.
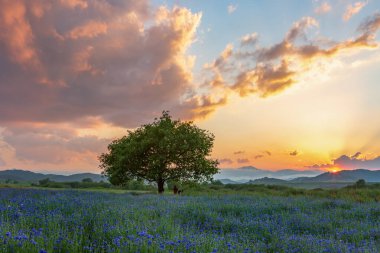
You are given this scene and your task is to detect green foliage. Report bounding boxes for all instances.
[355,179,366,188]
[99,111,219,193]
[36,180,112,189]
[38,178,51,186]
[82,178,93,183]
[180,182,380,202]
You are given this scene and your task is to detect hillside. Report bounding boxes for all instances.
[291,169,380,183]
[246,177,288,185]
[215,166,322,181]
[0,169,106,183]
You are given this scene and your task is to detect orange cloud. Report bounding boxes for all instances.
[60,0,88,9]
[67,21,108,40]
[0,0,41,68]
[0,1,204,127]
[202,13,380,102]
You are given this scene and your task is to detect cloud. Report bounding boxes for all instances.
[0,0,206,128]
[351,152,362,159]
[60,0,88,9]
[307,152,380,170]
[2,125,110,165]
[343,1,367,21]
[263,150,271,156]
[2,3,380,129]
[66,20,108,40]
[241,33,258,47]
[227,4,237,14]
[314,2,331,14]
[254,150,272,159]
[206,44,234,70]
[0,0,42,70]
[233,150,245,155]
[204,13,380,101]
[0,156,5,166]
[237,158,249,164]
[289,150,298,156]
[1,1,380,170]
[219,158,233,165]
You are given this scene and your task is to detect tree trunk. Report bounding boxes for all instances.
[157,179,165,194]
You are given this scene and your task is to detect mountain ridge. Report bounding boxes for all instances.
[0,169,106,182]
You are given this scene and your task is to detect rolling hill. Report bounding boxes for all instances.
[214,166,322,181]
[0,169,106,183]
[246,177,288,185]
[291,169,380,183]
[217,169,380,186]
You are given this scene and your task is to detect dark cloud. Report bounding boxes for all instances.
[233,150,244,155]
[351,152,362,159]
[263,150,271,156]
[254,155,264,159]
[306,153,380,170]
[289,150,298,156]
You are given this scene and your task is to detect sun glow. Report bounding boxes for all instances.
[329,167,341,173]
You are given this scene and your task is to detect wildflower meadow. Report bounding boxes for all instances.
[0,188,379,252]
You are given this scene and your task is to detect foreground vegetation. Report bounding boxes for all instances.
[183,180,380,203]
[0,188,379,252]
[1,179,380,202]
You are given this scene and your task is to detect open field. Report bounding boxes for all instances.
[0,188,379,252]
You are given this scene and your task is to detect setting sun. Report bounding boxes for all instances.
[329,167,342,173]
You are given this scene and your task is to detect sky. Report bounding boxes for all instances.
[1,0,380,174]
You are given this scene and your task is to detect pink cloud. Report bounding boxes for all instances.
[0,0,206,127]
[314,2,332,14]
[66,20,108,39]
[343,1,367,21]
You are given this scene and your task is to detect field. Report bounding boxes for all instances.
[0,188,379,252]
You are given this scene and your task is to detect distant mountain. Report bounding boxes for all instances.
[0,169,106,183]
[219,179,239,184]
[214,166,322,181]
[292,169,380,183]
[246,177,288,185]
[239,166,261,171]
[216,169,380,185]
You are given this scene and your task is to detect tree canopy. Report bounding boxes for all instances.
[99,111,219,193]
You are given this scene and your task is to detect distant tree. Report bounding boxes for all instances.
[39,178,50,187]
[355,179,366,188]
[211,180,223,186]
[99,111,219,193]
[82,178,93,183]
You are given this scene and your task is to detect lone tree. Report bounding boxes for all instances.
[99,111,219,193]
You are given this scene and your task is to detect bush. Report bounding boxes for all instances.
[355,179,366,188]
